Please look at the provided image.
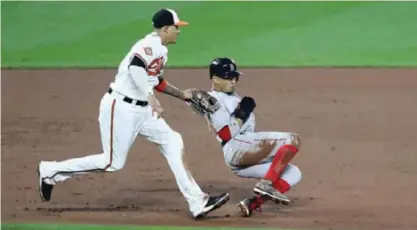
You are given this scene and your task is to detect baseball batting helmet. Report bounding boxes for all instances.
[209,57,242,80]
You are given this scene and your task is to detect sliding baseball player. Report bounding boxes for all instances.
[191,57,303,217]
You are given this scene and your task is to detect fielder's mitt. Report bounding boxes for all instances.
[187,90,220,116]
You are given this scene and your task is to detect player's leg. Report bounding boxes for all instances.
[230,132,301,169]
[38,93,144,201]
[224,131,301,204]
[139,118,229,219]
[235,163,302,193]
[236,163,302,217]
[260,132,301,182]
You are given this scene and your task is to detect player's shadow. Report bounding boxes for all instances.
[36,180,311,216]
[36,190,166,213]
[36,204,145,213]
[200,180,260,201]
[134,180,254,203]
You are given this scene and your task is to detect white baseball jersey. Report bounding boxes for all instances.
[110,32,168,101]
[206,91,302,191]
[207,90,295,171]
[207,90,256,144]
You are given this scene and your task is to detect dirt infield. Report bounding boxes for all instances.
[2,68,417,230]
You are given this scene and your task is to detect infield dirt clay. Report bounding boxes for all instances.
[2,68,417,230]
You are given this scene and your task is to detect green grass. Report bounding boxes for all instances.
[2,1,417,68]
[1,224,296,230]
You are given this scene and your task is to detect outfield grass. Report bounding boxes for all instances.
[2,1,416,68]
[1,224,297,230]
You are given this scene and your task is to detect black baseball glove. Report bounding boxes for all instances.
[186,89,220,116]
[238,96,256,112]
[232,96,256,123]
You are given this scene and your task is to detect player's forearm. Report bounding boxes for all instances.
[155,80,185,100]
[162,82,183,99]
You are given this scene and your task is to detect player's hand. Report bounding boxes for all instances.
[181,88,197,100]
[148,95,164,118]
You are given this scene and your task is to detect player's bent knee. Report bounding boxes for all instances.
[106,160,125,171]
[98,153,124,172]
[105,164,123,171]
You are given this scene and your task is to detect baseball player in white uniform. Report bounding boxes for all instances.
[37,9,230,220]
[203,58,302,217]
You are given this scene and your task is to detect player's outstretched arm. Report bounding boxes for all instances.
[154,77,188,100]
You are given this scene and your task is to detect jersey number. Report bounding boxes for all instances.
[147,57,164,76]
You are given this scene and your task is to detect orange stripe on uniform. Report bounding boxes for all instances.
[103,99,116,171]
[154,79,167,92]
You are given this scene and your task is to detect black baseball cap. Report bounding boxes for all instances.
[152,8,189,28]
[209,57,242,80]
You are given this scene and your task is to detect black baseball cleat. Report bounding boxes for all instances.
[37,164,53,202]
[194,192,230,220]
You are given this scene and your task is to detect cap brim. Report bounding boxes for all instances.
[226,71,242,77]
[175,21,189,26]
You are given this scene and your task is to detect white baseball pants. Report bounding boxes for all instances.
[39,91,209,216]
[223,131,302,189]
